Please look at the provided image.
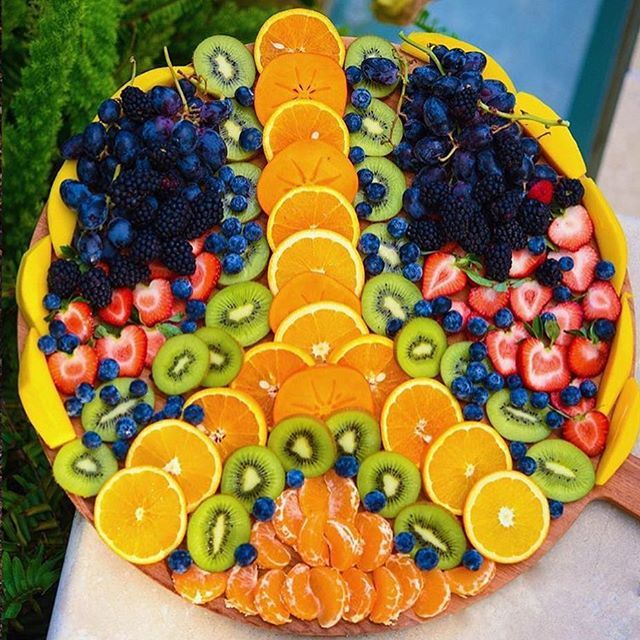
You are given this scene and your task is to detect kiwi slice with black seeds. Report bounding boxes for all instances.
[394,503,466,569]
[325,409,381,463]
[219,162,262,221]
[440,341,490,388]
[205,281,272,346]
[346,98,403,156]
[395,317,447,378]
[152,334,210,395]
[221,445,285,512]
[187,494,251,572]
[344,35,400,98]
[486,389,551,443]
[219,99,262,161]
[354,157,405,221]
[194,327,244,387]
[218,236,270,286]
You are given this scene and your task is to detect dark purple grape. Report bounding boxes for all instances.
[463,51,487,72]
[476,149,504,177]
[177,154,203,180]
[77,156,100,186]
[521,137,540,159]
[509,154,535,183]
[414,136,450,165]
[61,134,84,160]
[404,119,427,142]
[118,116,139,132]
[459,71,483,93]
[452,181,474,198]
[414,166,448,189]
[432,45,449,61]
[172,120,198,155]
[82,122,107,157]
[452,150,476,181]
[150,86,182,116]
[402,187,427,219]
[411,65,440,88]
[432,75,461,98]
[534,163,558,181]
[200,98,232,126]
[100,156,119,185]
[114,130,140,165]
[361,57,400,86]
[459,124,493,150]
[488,92,516,112]
[423,97,452,136]
[392,141,416,171]
[198,130,227,170]
[480,80,508,102]
[442,48,466,74]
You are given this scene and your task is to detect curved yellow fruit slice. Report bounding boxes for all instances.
[597,293,633,415]
[16,235,51,336]
[596,378,640,486]
[18,328,76,449]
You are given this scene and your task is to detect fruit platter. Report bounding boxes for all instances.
[16,8,640,635]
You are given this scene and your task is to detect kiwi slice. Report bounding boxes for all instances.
[487,389,551,443]
[219,99,262,161]
[219,162,261,221]
[325,409,381,463]
[187,494,251,572]
[81,377,155,442]
[355,157,405,221]
[356,451,421,518]
[346,99,403,156]
[218,236,270,286]
[395,318,447,378]
[528,439,595,502]
[205,281,272,347]
[152,334,210,395]
[52,439,118,498]
[194,326,244,387]
[268,416,336,478]
[361,223,405,274]
[440,341,475,388]
[394,503,466,569]
[193,35,256,97]
[221,445,285,512]
[361,273,422,335]
[344,35,400,98]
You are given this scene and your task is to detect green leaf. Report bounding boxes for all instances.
[158,323,182,338]
[543,318,561,345]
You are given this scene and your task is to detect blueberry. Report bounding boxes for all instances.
[49,319,67,339]
[234,86,254,107]
[548,499,564,519]
[467,316,488,338]
[402,263,422,282]
[558,256,574,272]
[451,376,473,401]
[167,549,192,574]
[540,312,556,323]
[82,431,103,449]
[387,217,409,238]
[218,165,235,185]
[235,543,258,567]
[228,234,247,254]
[230,175,251,196]
[518,456,537,475]
[286,469,305,489]
[442,310,463,333]
[432,296,452,315]
[357,168,374,187]
[133,402,154,425]
[37,335,57,355]
[399,242,420,264]
[181,320,197,333]
[128,379,148,398]
[546,410,565,429]
[595,260,615,280]
[349,146,365,165]
[466,362,488,383]
[580,379,598,398]
[58,333,79,354]
[359,233,381,255]
[471,386,490,406]
[593,318,615,341]
[355,202,373,219]
[239,127,262,152]
[186,300,206,320]
[363,490,387,513]
[527,236,546,255]
[204,232,228,254]
[414,300,433,317]
[106,217,133,249]
[462,549,484,571]
[385,318,404,337]
[484,372,504,392]
[334,455,359,478]
[509,441,527,460]
[463,403,484,420]
[469,342,488,362]
[394,532,416,554]
[43,293,62,311]
[344,113,363,133]
[363,254,385,276]
[530,391,549,409]
[243,222,263,242]
[494,308,514,329]
[230,195,248,213]
[111,439,130,461]
[183,404,205,425]
[163,401,183,419]
[171,278,193,300]
[510,387,528,408]
[98,358,120,381]
[560,385,581,406]
[553,285,571,302]
[116,416,137,440]
[75,382,95,404]
[506,374,523,390]
[252,497,276,522]
[222,253,245,274]
[65,397,83,417]
[345,65,363,85]
[415,547,439,571]
[221,217,242,238]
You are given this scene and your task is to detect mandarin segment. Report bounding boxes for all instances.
[225,564,259,616]
[355,512,394,572]
[309,566,349,628]
[342,567,375,623]
[283,563,320,621]
[250,520,292,569]
[412,568,451,618]
[272,488,304,547]
[254,569,292,625]
[298,511,330,567]
[369,566,402,625]
[324,519,364,571]
[445,560,497,597]
[325,470,360,524]
[298,475,330,517]
[385,554,422,612]
[171,565,227,605]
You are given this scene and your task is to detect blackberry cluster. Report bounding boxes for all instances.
[154,196,190,239]
[535,258,563,287]
[449,86,478,123]
[440,195,477,243]
[473,174,505,205]
[489,190,522,224]
[519,198,551,235]
[162,238,197,275]
[47,259,81,298]
[459,212,492,255]
[493,220,527,250]
[485,243,512,282]
[79,267,112,308]
[129,230,161,263]
[120,86,152,122]
[407,219,444,252]
[127,199,158,228]
[148,144,179,172]
[420,181,450,209]
[109,167,160,210]
[184,192,224,239]
[108,256,149,288]
[494,133,524,175]
[554,178,584,208]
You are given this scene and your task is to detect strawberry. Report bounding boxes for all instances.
[568,335,609,377]
[55,301,95,343]
[95,325,147,377]
[527,180,554,204]
[562,410,609,456]
[547,204,593,250]
[450,299,471,329]
[189,235,206,256]
[468,287,509,318]
[141,326,167,369]
[98,288,133,327]
[582,281,621,321]
[509,248,545,278]
[133,279,173,326]
[551,379,596,417]
[543,301,583,346]
[517,337,571,391]
[190,253,221,301]
[421,253,467,299]
[48,345,98,395]
[549,245,598,293]
[486,322,528,376]
[149,260,177,280]
[509,281,552,322]
[172,298,186,317]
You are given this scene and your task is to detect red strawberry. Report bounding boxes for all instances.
[486,322,529,376]
[562,410,609,457]
[582,281,621,322]
[149,260,177,280]
[172,298,186,317]
[568,336,609,377]
[467,287,510,318]
[55,301,95,343]
[543,301,583,346]
[190,253,221,301]
[141,326,167,369]
[549,245,598,293]
[98,288,133,327]
[48,345,98,395]
[509,281,552,322]
[421,253,467,299]
[527,180,554,205]
[517,337,571,391]
[189,235,206,256]
[551,378,596,417]
[133,279,173,326]
[547,204,593,250]
[450,299,471,329]
[509,249,545,278]
[95,325,147,377]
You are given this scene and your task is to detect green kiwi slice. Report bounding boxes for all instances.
[528,439,595,502]
[219,99,262,161]
[361,223,404,274]
[440,341,474,388]
[219,162,262,221]
[486,389,551,443]
[194,327,244,387]
[205,281,272,347]
[81,377,155,442]
[52,439,118,498]
[346,98,403,156]
[193,35,256,97]
[221,445,285,512]
[361,273,422,335]
[355,157,405,221]
[344,35,400,98]
[325,409,381,463]
[395,318,447,378]
[394,503,466,569]
[151,334,210,395]
[218,236,270,286]
[187,494,251,572]
[268,416,336,478]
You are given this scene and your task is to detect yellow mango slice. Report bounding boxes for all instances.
[16,235,52,336]
[19,328,76,449]
[596,378,640,485]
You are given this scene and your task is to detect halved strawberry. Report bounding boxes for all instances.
[509,248,545,278]
[189,234,206,256]
[55,301,95,343]
[450,299,471,329]
[171,298,186,317]
[543,301,583,346]
[550,377,595,417]
[567,335,609,377]
[95,325,147,377]
[133,279,173,326]
[509,281,552,322]
[582,281,621,322]
[547,204,593,250]
[141,326,167,369]
[527,180,554,205]
[98,288,133,327]
[549,245,598,293]
[421,253,467,299]
[48,345,98,395]
[149,260,177,280]
[517,337,570,391]
[190,253,221,301]
[468,287,510,318]
[562,410,609,457]
[486,322,529,376]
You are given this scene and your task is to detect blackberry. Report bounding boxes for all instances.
[494,134,524,173]
[154,196,190,239]
[157,171,184,199]
[440,195,472,242]
[473,174,505,205]
[120,86,152,122]
[449,86,479,123]
[554,177,584,208]
[489,189,522,223]
[47,259,81,298]
[458,212,492,255]
[485,243,512,282]
[108,255,149,288]
[493,219,528,249]
[79,267,112,308]
[127,198,157,228]
[535,258,563,287]
[162,238,196,275]
[519,198,551,235]
[148,144,179,172]
[183,192,223,239]
[420,181,449,210]
[129,230,161,263]
[406,219,444,252]
[109,167,160,210]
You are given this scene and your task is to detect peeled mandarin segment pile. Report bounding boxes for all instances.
[171,566,228,605]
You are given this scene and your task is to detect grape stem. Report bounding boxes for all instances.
[477,101,569,128]
[398,31,445,75]
[129,56,137,84]
[390,52,410,139]
[163,46,188,112]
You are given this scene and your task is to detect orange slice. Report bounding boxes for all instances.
[257,140,357,214]
[94,467,187,565]
[380,379,463,467]
[325,469,359,523]
[255,569,292,625]
[184,388,267,462]
[298,512,330,567]
[251,520,292,569]
[355,512,393,572]
[298,475,330,517]
[272,488,304,546]
[230,342,313,428]
[342,567,375,623]
[324,519,363,571]
[329,335,409,417]
[385,555,422,612]
[273,364,374,422]
[269,272,361,332]
[225,564,259,615]
[309,566,349,628]
[283,563,320,621]
[445,560,497,597]
[254,8,345,72]
[369,566,402,625]
[412,569,451,618]
[171,565,227,605]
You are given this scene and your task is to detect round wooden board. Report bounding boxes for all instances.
[17,37,640,636]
